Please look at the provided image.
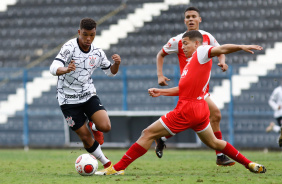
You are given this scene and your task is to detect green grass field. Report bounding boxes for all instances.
[0,148,281,184]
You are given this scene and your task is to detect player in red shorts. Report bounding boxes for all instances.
[155,7,233,166]
[95,30,266,175]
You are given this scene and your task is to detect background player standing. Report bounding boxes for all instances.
[95,31,266,175]
[266,82,282,147]
[50,18,121,169]
[155,7,234,166]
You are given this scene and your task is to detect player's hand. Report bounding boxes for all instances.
[241,45,263,54]
[148,88,161,97]
[158,75,170,86]
[112,54,121,65]
[217,63,228,72]
[66,60,76,73]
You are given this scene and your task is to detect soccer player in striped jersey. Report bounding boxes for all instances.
[50,18,121,170]
[95,31,266,175]
[155,7,234,166]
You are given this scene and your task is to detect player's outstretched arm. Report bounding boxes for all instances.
[156,50,170,86]
[210,44,263,58]
[148,86,179,97]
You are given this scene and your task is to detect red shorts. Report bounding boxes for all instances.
[160,99,210,134]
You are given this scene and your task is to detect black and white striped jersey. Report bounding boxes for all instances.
[50,38,114,105]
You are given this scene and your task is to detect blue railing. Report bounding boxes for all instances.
[0,65,278,147]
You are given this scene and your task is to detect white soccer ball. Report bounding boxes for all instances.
[75,154,98,176]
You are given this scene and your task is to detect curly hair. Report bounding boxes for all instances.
[80,18,97,30]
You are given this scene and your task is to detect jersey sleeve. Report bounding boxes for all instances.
[269,88,280,110]
[197,45,214,64]
[98,49,115,76]
[208,33,220,47]
[162,36,179,55]
[55,42,74,66]
[50,60,64,76]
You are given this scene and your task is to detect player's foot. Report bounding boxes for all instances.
[216,155,236,166]
[279,127,282,147]
[248,162,266,173]
[155,138,166,158]
[89,121,104,145]
[266,122,275,132]
[95,164,125,175]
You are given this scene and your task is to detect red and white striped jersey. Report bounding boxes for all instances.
[162,30,220,74]
[178,45,214,100]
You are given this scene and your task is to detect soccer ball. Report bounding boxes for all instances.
[75,154,98,176]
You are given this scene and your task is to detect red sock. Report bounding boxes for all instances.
[165,135,172,139]
[221,142,251,168]
[114,143,147,171]
[103,161,111,168]
[214,131,223,155]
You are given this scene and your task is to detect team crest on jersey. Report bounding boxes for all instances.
[167,42,172,48]
[89,56,97,66]
[66,116,75,127]
[61,49,70,59]
[181,68,188,78]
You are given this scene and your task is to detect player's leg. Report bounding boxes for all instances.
[88,110,110,145]
[277,117,282,147]
[95,119,172,175]
[75,123,112,169]
[266,118,281,133]
[60,103,111,169]
[205,96,235,166]
[85,96,111,145]
[197,124,266,173]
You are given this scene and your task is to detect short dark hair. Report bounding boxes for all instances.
[80,18,96,30]
[184,7,200,16]
[182,30,203,43]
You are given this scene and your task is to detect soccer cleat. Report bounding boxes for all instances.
[279,127,282,147]
[155,138,166,158]
[216,155,236,166]
[266,122,275,132]
[248,162,266,173]
[95,164,125,175]
[89,121,104,145]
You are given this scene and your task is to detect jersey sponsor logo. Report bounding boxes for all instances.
[65,92,91,100]
[89,56,97,66]
[66,116,75,127]
[203,41,208,45]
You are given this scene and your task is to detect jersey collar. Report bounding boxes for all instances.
[77,38,91,53]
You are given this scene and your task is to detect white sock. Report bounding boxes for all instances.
[91,123,98,131]
[273,125,281,133]
[90,144,110,165]
[161,137,167,141]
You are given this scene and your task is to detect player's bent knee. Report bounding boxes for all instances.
[141,128,156,140]
[210,109,221,123]
[98,123,111,133]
